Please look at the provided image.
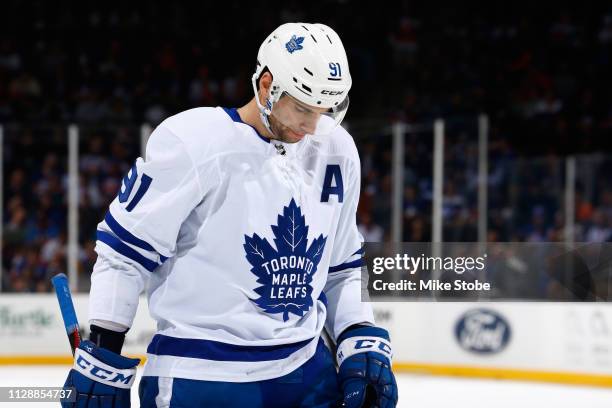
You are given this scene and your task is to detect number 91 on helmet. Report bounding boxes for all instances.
[252,23,352,139]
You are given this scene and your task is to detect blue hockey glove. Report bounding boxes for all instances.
[62,340,140,408]
[336,326,398,408]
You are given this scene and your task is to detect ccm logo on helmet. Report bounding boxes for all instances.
[321,90,344,96]
[76,355,134,385]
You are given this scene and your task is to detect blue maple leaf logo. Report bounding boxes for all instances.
[244,199,327,321]
[285,35,305,54]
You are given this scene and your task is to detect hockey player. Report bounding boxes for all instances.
[62,23,398,407]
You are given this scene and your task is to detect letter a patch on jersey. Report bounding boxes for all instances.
[243,199,327,321]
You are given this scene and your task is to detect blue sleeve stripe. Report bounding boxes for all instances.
[337,326,390,345]
[352,247,364,256]
[329,258,364,273]
[104,212,157,253]
[147,334,313,362]
[125,174,153,212]
[97,230,160,272]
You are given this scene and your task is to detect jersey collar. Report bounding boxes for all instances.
[222,107,270,144]
[222,107,309,158]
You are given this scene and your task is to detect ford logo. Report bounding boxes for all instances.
[455,309,511,354]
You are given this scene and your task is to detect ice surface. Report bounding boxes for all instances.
[0,366,610,407]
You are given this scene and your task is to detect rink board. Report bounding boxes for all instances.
[0,295,611,387]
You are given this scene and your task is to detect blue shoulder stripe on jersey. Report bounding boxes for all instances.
[328,258,364,273]
[222,107,270,144]
[147,334,313,362]
[104,212,157,253]
[97,230,160,272]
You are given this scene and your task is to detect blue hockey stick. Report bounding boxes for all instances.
[51,273,82,356]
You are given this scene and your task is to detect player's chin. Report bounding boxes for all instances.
[283,129,307,143]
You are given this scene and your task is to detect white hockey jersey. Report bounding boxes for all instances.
[89,107,374,382]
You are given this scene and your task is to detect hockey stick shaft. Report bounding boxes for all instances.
[51,273,82,355]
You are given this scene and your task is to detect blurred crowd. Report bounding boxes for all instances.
[3,126,139,292]
[356,127,612,245]
[1,2,611,292]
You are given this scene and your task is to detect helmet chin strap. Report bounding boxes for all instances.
[251,72,276,137]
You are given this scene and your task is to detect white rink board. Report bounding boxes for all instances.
[1,294,612,377]
[0,294,155,357]
[372,301,612,375]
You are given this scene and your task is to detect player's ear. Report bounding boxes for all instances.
[258,71,273,105]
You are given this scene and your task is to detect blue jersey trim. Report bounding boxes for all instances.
[97,230,160,272]
[222,107,270,144]
[222,106,242,123]
[318,291,328,308]
[147,334,313,362]
[328,258,364,273]
[352,247,364,256]
[125,174,153,212]
[104,212,157,253]
[337,326,390,345]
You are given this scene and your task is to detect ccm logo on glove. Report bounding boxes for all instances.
[336,336,393,366]
[73,348,136,389]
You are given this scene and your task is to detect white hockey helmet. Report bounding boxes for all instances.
[252,23,352,138]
